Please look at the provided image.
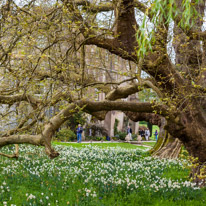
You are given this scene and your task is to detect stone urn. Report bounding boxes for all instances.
[125,134,131,142]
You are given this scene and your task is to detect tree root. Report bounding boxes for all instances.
[0,144,19,159]
[152,138,182,159]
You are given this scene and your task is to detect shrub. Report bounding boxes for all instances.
[132,134,137,140]
[113,135,119,140]
[114,118,119,136]
[117,132,127,140]
[86,136,107,141]
[95,136,102,141]
[56,128,76,142]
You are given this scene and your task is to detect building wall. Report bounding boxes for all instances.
[85,46,140,137]
[103,110,139,137]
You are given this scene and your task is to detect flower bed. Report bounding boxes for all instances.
[0,145,205,205]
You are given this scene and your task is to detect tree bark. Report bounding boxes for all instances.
[125,111,182,159]
[152,133,182,159]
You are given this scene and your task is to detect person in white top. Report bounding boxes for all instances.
[127,125,132,140]
[145,128,150,141]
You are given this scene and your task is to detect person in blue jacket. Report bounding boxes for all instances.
[154,130,158,141]
[76,124,83,143]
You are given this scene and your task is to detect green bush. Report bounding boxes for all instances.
[86,136,107,141]
[117,131,127,140]
[113,134,119,140]
[56,128,76,142]
[114,118,119,136]
[95,136,102,141]
[111,135,119,140]
[132,134,137,140]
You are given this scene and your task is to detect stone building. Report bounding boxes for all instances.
[85,46,139,137]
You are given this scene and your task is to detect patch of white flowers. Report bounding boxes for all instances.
[0,145,200,204]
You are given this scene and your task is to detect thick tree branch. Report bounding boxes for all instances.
[85,37,137,61]
[106,83,140,100]
[64,0,151,17]
[78,100,172,119]
[0,133,59,159]
[0,135,43,148]
[106,80,163,100]
[83,77,137,88]
[0,144,19,159]
[0,94,42,107]
[125,111,163,127]
[64,0,139,61]
[0,99,171,158]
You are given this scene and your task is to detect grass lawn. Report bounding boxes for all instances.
[142,141,156,147]
[52,141,149,150]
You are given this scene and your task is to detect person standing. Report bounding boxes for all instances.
[127,125,132,140]
[139,129,144,138]
[145,128,150,141]
[154,130,158,141]
[76,124,83,143]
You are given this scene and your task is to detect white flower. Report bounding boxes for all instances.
[27,194,36,200]
[85,189,91,193]
[92,193,97,197]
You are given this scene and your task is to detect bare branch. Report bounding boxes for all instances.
[0,144,19,159]
[0,152,18,159]
[143,80,163,98]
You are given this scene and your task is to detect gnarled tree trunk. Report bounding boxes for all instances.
[125,111,182,159]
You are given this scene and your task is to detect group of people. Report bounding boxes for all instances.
[139,128,158,141]
[76,124,158,143]
[139,128,150,141]
[126,126,158,141]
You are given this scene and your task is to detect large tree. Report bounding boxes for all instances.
[0,0,206,185]
[64,0,206,184]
